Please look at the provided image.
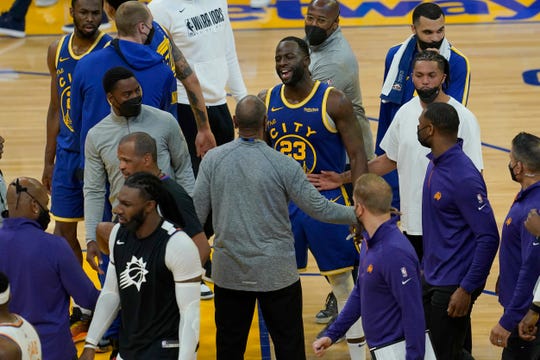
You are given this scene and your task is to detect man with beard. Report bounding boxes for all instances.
[303,0,372,328]
[40,0,111,336]
[80,173,201,360]
[313,174,425,359]
[420,103,499,360]
[369,50,482,262]
[0,177,99,360]
[259,37,368,359]
[376,2,471,210]
[489,133,540,358]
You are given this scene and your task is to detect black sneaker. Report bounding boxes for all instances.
[315,292,337,324]
[0,11,25,38]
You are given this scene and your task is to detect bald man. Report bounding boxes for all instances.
[0,177,99,360]
[194,95,358,359]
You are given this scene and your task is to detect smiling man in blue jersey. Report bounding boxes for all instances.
[376,2,471,210]
[419,102,499,360]
[313,174,426,359]
[489,132,540,358]
[259,36,368,359]
[41,0,112,344]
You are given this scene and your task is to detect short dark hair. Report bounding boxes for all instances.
[124,172,185,228]
[279,36,310,57]
[423,102,459,136]
[413,50,450,88]
[119,132,158,162]
[72,0,104,8]
[102,66,135,93]
[412,2,444,24]
[512,132,540,172]
[0,272,8,294]
[104,0,125,11]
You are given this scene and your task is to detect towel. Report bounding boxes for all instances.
[381,35,451,105]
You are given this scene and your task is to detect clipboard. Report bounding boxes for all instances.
[370,330,437,359]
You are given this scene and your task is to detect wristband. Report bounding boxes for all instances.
[84,342,97,350]
[86,238,96,245]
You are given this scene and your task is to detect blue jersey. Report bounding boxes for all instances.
[55,32,111,152]
[265,81,346,174]
[150,20,175,73]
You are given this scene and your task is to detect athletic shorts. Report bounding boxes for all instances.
[50,147,84,221]
[291,186,359,274]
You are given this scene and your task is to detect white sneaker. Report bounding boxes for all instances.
[35,0,58,7]
[200,282,214,300]
[250,0,270,8]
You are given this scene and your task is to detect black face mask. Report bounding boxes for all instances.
[305,25,329,46]
[416,87,439,104]
[119,96,142,118]
[417,38,444,51]
[144,25,155,46]
[36,208,51,230]
[508,162,518,182]
[417,125,431,148]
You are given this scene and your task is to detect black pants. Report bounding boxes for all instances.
[177,103,234,239]
[404,232,423,263]
[423,283,482,360]
[214,281,306,360]
[502,327,540,360]
[177,103,234,177]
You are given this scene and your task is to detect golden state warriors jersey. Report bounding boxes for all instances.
[55,31,111,152]
[151,21,176,74]
[265,81,346,174]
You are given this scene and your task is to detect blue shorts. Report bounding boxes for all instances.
[50,147,84,221]
[291,186,359,274]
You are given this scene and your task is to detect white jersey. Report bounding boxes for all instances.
[148,0,247,105]
[0,314,42,360]
[380,96,483,235]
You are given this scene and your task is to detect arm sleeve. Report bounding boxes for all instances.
[83,133,107,241]
[175,283,200,360]
[223,4,247,103]
[287,162,356,224]
[499,230,540,331]
[192,156,212,226]
[385,253,425,360]
[447,49,471,105]
[85,261,121,346]
[167,116,195,196]
[456,176,500,293]
[165,231,203,282]
[325,283,362,343]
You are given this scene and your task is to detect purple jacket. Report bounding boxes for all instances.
[0,218,99,360]
[325,216,425,359]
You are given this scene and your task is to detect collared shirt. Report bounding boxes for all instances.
[325,216,425,359]
[498,181,540,330]
[422,140,499,292]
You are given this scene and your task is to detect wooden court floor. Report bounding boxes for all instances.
[2,2,540,359]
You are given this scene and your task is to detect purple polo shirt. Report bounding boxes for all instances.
[422,140,499,292]
[325,216,425,359]
[498,182,540,331]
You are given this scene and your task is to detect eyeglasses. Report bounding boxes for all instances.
[9,178,47,212]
